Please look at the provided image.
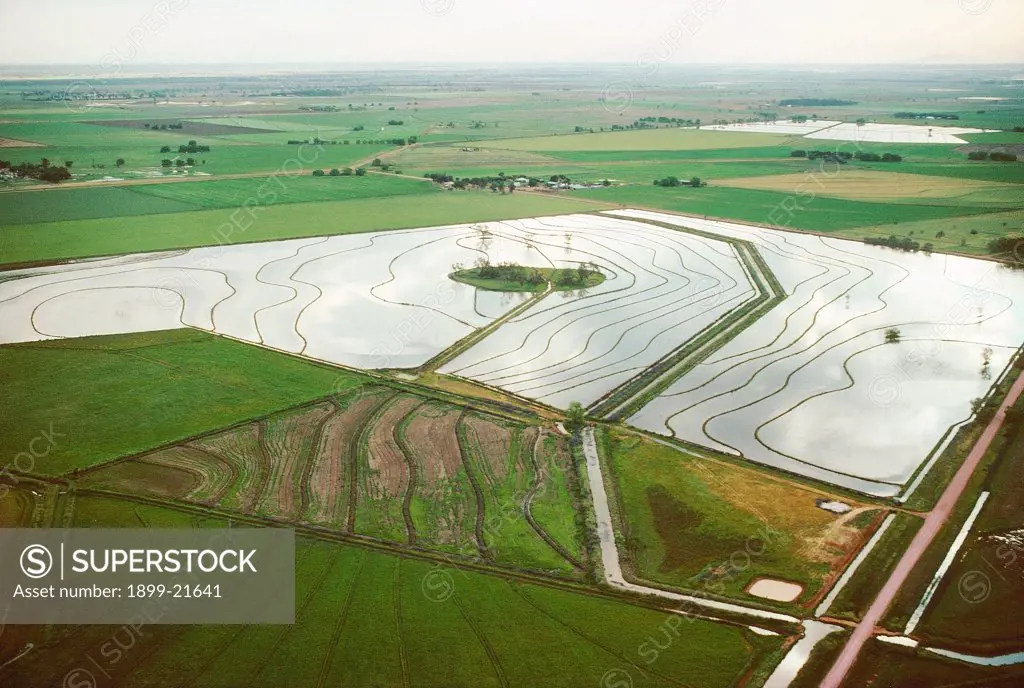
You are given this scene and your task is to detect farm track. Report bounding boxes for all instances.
[523,429,585,571]
[393,558,412,688]
[297,401,343,518]
[450,594,510,688]
[349,393,400,532]
[246,419,273,513]
[456,411,492,561]
[315,552,367,688]
[393,401,428,546]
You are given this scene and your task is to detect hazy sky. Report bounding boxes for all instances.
[1,0,1021,66]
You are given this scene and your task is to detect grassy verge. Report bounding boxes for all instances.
[824,512,924,622]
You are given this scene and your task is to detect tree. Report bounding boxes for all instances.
[690,177,702,188]
[115,158,125,167]
[884,327,901,344]
[342,167,353,176]
[371,158,383,167]
[355,167,367,176]
[65,160,74,168]
[566,402,586,433]
[312,169,325,176]
[507,183,514,194]
[160,146,172,153]
[161,159,173,167]
[329,168,341,176]
[856,118,867,126]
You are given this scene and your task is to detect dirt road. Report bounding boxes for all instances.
[820,367,1024,687]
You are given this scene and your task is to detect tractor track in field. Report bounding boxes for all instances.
[393,558,411,688]
[394,402,428,546]
[523,429,585,571]
[246,419,273,513]
[451,594,510,688]
[182,443,240,504]
[509,583,692,688]
[315,552,367,688]
[245,548,342,683]
[298,401,343,519]
[456,410,491,561]
[348,393,399,533]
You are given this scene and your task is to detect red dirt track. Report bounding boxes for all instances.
[820,369,1024,687]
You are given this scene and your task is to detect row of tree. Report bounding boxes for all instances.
[894,112,960,120]
[968,151,1019,162]
[653,176,705,188]
[312,168,367,176]
[863,235,933,253]
[160,140,210,154]
[0,158,72,183]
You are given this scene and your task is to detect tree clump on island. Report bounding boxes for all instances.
[454,258,603,291]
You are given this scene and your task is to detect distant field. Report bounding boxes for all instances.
[599,429,872,608]
[716,169,1024,205]
[475,129,790,152]
[0,329,360,475]
[1,191,610,265]
[841,208,1024,255]
[574,184,990,231]
[1,488,782,688]
[0,185,198,225]
[130,173,437,208]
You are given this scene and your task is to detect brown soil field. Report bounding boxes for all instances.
[80,458,199,500]
[0,137,44,148]
[717,169,1017,201]
[403,402,463,487]
[306,390,393,526]
[133,445,237,503]
[85,118,278,135]
[260,402,334,519]
[461,414,514,485]
[190,423,263,512]
[365,396,421,499]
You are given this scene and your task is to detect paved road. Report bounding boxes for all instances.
[820,368,1024,687]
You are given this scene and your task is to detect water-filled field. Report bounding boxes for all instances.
[4,210,1022,495]
[704,119,993,144]
[613,209,1024,496]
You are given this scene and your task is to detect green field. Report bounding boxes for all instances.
[1,191,609,266]
[0,329,360,475]
[598,430,873,609]
[0,488,783,688]
[0,174,436,225]
[474,129,791,151]
[574,183,998,231]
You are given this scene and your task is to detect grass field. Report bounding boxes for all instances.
[473,129,791,152]
[598,430,873,609]
[0,487,783,688]
[0,329,361,475]
[0,174,437,225]
[1,191,610,266]
[574,183,990,231]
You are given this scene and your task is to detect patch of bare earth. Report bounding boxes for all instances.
[79,459,199,500]
[259,402,334,519]
[190,424,263,512]
[132,445,236,503]
[404,403,463,487]
[0,138,44,148]
[462,414,513,486]
[306,392,389,526]
[365,397,420,500]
